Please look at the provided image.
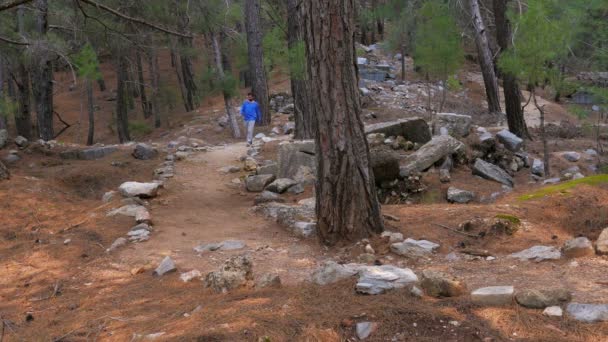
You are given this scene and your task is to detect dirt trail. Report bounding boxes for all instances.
[119,142,323,285]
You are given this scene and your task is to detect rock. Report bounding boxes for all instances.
[365,244,375,254]
[154,256,176,276]
[357,57,368,65]
[356,322,377,340]
[365,118,431,144]
[128,228,150,242]
[509,245,561,262]
[107,204,148,218]
[0,129,7,148]
[175,151,190,160]
[278,103,295,114]
[543,177,561,185]
[244,157,258,172]
[106,237,127,252]
[439,169,451,183]
[472,158,514,187]
[358,253,376,264]
[515,288,572,309]
[562,151,581,162]
[102,191,116,203]
[3,153,19,164]
[420,270,466,298]
[543,306,563,317]
[447,187,475,204]
[369,146,400,183]
[60,146,118,160]
[572,173,585,180]
[203,255,253,292]
[219,240,246,251]
[245,174,276,192]
[118,182,160,198]
[291,221,316,238]
[219,165,241,173]
[433,113,472,137]
[496,129,523,152]
[132,143,158,160]
[355,265,419,295]
[254,191,285,205]
[277,140,316,179]
[381,231,404,243]
[287,183,305,194]
[567,303,608,322]
[311,261,361,285]
[180,270,202,282]
[585,149,598,156]
[265,178,298,193]
[400,135,465,176]
[596,228,608,254]
[193,243,222,253]
[411,286,424,298]
[390,238,439,258]
[130,223,152,232]
[14,136,29,148]
[283,122,295,134]
[257,162,278,177]
[293,165,316,186]
[256,273,281,288]
[563,237,594,258]
[471,286,514,306]
[531,158,544,176]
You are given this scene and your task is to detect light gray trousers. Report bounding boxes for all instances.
[245,120,255,143]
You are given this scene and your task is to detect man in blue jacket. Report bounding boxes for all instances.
[240,92,261,146]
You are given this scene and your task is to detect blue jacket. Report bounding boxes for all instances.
[241,100,261,121]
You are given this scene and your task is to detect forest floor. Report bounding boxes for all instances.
[2,51,608,341]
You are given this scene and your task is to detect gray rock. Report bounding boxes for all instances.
[572,172,585,180]
[293,165,316,186]
[256,273,281,288]
[3,153,20,164]
[219,165,241,173]
[472,158,514,187]
[532,158,544,176]
[14,136,29,148]
[585,149,598,156]
[102,191,116,203]
[279,103,295,114]
[311,261,361,285]
[203,255,253,292]
[364,118,431,144]
[291,221,316,238]
[257,162,278,177]
[128,229,150,242]
[381,231,404,243]
[471,286,514,306]
[420,270,466,297]
[356,322,376,340]
[515,288,571,309]
[277,140,316,179]
[193,243,222,253]
[400,135,465,176]
[562,237,594,258]
[180,270,202,282]
[543,306,563,317]
[265,178,298,193]
[245,174,276,192]
[118,182,161,198]
[567,303,608,322]
[154,256,177,276]
[509,245,561,262]
[356,265,419,295]
[439,169,451,183]
[219,240,246,251]
[433,113,472,137]
[175,151,190,161]
[283,122,295,134]
[357,57,368,65]
[132,143,158,160]
[390,238,439,258]
[60,146,118,160]
[369,146,400,183]
[130,223,152,232]
[107,204,148,218]
[447,187,475,204]
[0,129,7,148]
[562,151,581,162]
[106,237,127,252]
[596,228,608,255]
[411,286,424,298]
[287,183,305,194]
[254,191,285,205]
[496,129,523,152]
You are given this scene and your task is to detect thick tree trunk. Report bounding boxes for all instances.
[86,79,94,145]
[97,76,106,92]
[244,0,270,126]
[115,56,131,143]
[287,0,314,139]
[148,51,161,128]
[211,33,241,139]
[135,51,152,118]
[32,0,54,141]
[302,0,384,245]
[469,0,501,114]
[493,0,530,139]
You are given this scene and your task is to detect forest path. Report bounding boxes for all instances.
[118,142,323,284]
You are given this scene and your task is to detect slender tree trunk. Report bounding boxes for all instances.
[15,6,32,139]
[532,91,549,176]
[469,0,501,114]
[97,76,106,92]
[136,51,151,118]
[175,3,198,112]
[400,47,406,81]
[302,0,384,245]
[86,79,94,145]
[171,47,189,112]
[0,56,6,130]
[149,51,161,128]
[493,0,530,139]
[244,0,270,126]
[32,0,54,141]
[211,33,241,139]
[287,0,314,139]
[115,55,131,143]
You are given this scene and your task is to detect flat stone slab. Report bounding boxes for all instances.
[118,182,161,198]
[154,256,176,276]
[60,146,118,160]
[391,238,439,258]
[193,240,246,253]
[496,129,523,152]
[509,245,561,262]
[471,286,514,306]
[472,158,514,187]
[567,303,608,323]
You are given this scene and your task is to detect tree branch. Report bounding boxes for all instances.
[0,35,28,45]
[77,0,192,38]
[0,0,32,12]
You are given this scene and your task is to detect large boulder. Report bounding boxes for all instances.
[369,146,400,183]
[0,129,8,149]
[364,118,431,144]
[496,129,523,152]
[245,174,276,192]
[203,255,253,292]
[60,146,118,160]
[132,143,159,160]
[472,158,514,187]
[118,181,161,198]
[399,135,465,177]
[277,140,316,179]
[433,113,472,137]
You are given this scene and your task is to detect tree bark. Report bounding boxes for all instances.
[244,0,270,126]
[32,0,54,141]
[175,3,198,112]
[532,91,549,175]
[287,0,314,139]
[0,55,6,130]
[493,0,530,139]
[148,50,161,128]
[15,6,32,139]
[115,55,131,143]
[86,79,94,145]
[171,47,189,112]
[211,33,241,139]
[469,0,501,114]
[302,0,384,245]
[135,50,152,118]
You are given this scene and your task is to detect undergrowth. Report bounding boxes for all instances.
[518,174,608,201]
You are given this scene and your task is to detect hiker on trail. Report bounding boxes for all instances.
[240,92,261,146]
